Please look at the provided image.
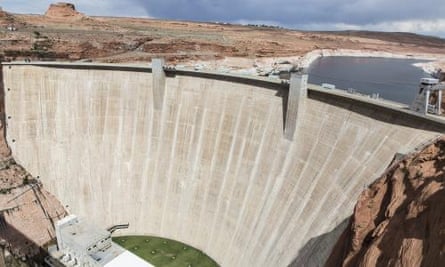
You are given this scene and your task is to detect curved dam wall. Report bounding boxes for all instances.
[2,63,445,266]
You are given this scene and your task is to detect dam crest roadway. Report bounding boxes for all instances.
[2,61,444,266]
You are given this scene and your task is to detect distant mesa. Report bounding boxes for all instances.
[0,6,16,26]
[45,2,85,20]
[0,7,7,17]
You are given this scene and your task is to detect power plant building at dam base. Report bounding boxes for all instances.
[2,61,445,266]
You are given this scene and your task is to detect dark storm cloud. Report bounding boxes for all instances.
[135,0,445,26]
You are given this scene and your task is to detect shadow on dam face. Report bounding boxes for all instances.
[289,217,350,267]
[1,63,444,267]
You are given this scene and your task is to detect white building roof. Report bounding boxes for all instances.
[104,251,154,267]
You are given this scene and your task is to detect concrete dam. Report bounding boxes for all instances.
[2,62,445,266]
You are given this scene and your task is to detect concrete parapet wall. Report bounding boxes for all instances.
[2,63,444,266]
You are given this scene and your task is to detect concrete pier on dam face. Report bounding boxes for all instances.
[2,63,444,266]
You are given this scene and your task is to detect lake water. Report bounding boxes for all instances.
[307,56,431,105]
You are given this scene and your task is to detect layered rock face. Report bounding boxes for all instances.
[0,166,67,261]
[326,137,445,267]
[44,2,84,20]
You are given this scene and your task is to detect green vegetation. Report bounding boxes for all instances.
[113,236,219,267]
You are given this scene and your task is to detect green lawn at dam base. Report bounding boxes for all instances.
[113,236,219,267]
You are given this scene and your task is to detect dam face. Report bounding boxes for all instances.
[2,63,444,266]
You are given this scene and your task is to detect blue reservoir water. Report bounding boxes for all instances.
[307,56,431,105]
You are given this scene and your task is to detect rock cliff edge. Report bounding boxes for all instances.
[326,137,445,267]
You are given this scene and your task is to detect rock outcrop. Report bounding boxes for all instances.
[44,2,85,20]
[326,137,445,267]
[0,7,15,26]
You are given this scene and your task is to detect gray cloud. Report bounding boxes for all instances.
[132,0,445,37]
[134,0,444,25]
[1,0,445,36]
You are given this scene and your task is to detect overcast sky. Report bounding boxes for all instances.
[2,0,445,37]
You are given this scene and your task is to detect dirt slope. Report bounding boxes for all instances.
[326,137,445,267]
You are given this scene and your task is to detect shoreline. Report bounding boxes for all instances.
[180,49,445,77]
[412,61,445,75]
[299,49,445,72]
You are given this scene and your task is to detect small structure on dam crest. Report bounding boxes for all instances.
[411,78,445,115]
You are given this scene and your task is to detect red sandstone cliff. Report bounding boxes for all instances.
[326,137,445,267]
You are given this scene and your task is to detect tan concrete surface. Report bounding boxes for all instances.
[2,63,444,266]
